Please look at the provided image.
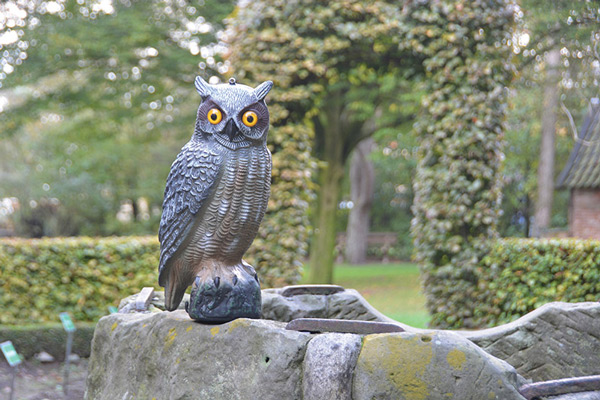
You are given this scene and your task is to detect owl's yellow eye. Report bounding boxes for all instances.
[207,108,222,124]
[242,111,258,127]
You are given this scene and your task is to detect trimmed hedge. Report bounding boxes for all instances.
[476,238,600,327]
[0,323,96,360]
[0,236,160,325]
[0,236,299,325]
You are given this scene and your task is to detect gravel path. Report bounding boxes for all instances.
[0,359,88,400]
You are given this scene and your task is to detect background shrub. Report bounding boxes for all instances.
[0,323,96,360]
[409,0,514,329]
[475,238,600,327]
[0,236,159,325]
[0,236,297,325]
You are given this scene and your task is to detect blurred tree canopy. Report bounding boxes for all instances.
[0,0,311,285]
[499,0,599,238]
[0,0,514,295]
[0,0,234,236]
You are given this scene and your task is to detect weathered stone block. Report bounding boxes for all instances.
[85,311,312,400]
[109,289,600,399]
[302,333,362,400]
[352,331,527,400]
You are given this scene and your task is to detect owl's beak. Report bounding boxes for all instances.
[223,119,241,142]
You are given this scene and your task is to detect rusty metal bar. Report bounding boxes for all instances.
[519,375,600,400]
[285,318,404,335]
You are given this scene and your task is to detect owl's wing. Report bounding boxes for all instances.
[158,141,221,285]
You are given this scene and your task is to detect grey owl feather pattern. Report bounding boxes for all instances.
[158,143,221,276]
[158,76,273,319]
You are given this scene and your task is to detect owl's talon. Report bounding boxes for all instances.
[232,275,238,286]
[214,276,220,288]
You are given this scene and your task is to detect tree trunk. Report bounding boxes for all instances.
[308,97,345,284]
[345,137,375,264]
[308,161,344,283]
[533,48,560,237]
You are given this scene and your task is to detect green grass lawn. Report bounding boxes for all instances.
[300,262,430,328]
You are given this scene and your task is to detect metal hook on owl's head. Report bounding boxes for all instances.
[194,76,213,99]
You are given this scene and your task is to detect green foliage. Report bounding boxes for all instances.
[0,236,160,325]
[408,1,515,329]
[0,0,235,236]
[365,241,412,263]
[0,323,96,360]
[476,238,600,327]
[367,86,423,257]
[0,236,298,325]
[333,236,412,262]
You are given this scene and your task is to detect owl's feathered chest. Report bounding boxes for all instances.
[184,143,271,263]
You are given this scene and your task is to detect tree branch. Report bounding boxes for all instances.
[560,96,600,145]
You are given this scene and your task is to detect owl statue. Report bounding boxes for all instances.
[158,76,273,323]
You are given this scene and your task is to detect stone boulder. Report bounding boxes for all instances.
[302,333,362,400]
[115,287,600,393]
[261,287,403,325]
[119,286,401,326]
[86,311,527,400]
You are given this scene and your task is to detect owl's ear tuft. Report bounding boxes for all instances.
[194,76,212,99]
[253,81,273,101]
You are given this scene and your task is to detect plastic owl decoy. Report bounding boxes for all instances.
[158,76,273,323]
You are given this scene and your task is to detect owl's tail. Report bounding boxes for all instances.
[164,279,187,312]
[161,259,189,311]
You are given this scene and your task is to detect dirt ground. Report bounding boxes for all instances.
[0,359,88,400]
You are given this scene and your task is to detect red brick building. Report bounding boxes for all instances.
[557,103,600,239]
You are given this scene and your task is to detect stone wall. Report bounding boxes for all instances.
[103,287,600,399]
[570,189,600,239]
[85,312,526,400]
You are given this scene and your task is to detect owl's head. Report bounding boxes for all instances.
[193,76,273,150]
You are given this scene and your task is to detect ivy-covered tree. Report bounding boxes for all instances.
[226,0,419,283]
[408,1,515,328]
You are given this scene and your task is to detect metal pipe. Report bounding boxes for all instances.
[519,375,600,400]
[63,330,73,398]
[9,366,16,400]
